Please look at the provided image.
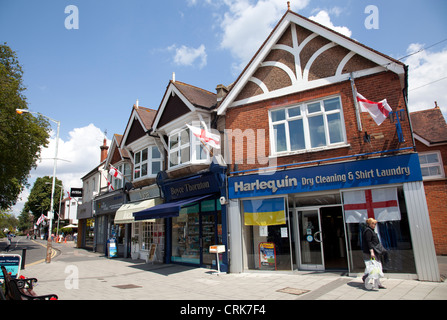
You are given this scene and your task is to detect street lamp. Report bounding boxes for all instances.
[16,108,60,263]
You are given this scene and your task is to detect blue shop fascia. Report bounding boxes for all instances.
[226,153,440,281]
[133,160,228,272]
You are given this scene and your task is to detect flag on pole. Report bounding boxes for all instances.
[109,164,123,180]
[186,124,221,149]
[343,188,401,223]
[36,214,46,225]
[356,92,392,126]
[103,173,114,191]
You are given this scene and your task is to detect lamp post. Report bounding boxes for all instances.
[16,108,60,263]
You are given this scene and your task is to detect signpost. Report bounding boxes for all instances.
[0,254,22,279]
[209,245,225,274]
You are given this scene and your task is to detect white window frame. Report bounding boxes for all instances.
[133,146,163,181]
[269,95,347,156]
[168,123,210,169]
[109,163,131,190]
[169,128,191,168]
[419,151,445,180]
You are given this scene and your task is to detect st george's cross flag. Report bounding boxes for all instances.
[186,124,221,149]
[36,214,46,225]
[356,92,392,126]
[109,165,123,180]
[103,173,114,192]
[343,188,401,223]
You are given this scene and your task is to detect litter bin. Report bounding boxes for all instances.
[107,238,117,258]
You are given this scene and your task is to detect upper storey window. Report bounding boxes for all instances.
[168,124,210,169]
[270,96,347,155]
[134,146,163,180]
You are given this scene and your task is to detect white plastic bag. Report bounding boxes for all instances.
[364,259,384,290]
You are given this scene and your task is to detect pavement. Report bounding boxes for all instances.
[11,239,445,304]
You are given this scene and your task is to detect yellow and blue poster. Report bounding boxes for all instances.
[243,198,285,226]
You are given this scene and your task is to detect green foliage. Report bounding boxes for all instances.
[17,210,34,233]
[0,210,18,237]
[0,43,50,210]
[24,176,63,221]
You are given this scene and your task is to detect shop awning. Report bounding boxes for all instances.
[115,198,162,224]
[133,194,212,221]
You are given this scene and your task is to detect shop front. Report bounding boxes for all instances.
[77,201,94,250]
[114,184,163,260]
[228,153,440,281]
[133,163,228,271]
[94,191,125,255]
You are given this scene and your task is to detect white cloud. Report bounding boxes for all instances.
[11,124,109,217]
[405,43,447,116]
[217,0,309,73]
[309,10,352,38]
[170,44,208,69]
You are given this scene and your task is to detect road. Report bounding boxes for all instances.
[1,236,58,268]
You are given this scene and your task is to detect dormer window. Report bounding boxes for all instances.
[169,128,191,167]
[134,146,163,180]
[109,163,131,189]
[168,123,210,169]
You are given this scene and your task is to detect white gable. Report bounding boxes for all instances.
[217,11,405,115]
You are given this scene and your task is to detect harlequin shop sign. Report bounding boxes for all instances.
[229,154,422,199]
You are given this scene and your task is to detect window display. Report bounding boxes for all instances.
[242,198,292,271]
[171,199,223,266]
[344,187,416,273]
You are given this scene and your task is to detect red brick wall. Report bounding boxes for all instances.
[226,71,413,172]
[415,140,447,255]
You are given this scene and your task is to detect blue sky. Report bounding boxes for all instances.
[1,0,446,215]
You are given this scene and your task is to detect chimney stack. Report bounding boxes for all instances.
[216,84,229,102]
[100,137,109,162]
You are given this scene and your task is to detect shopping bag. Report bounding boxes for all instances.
[364,258,384,290]
[365,259,384,279]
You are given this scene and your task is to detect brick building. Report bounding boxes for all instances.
[217,10,439,281]
[411,105,447,255]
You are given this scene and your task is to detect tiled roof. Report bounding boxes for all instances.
[411,107,447,144]
[114,134,129,159]
[135,106,157,130]
[172,81,217,109]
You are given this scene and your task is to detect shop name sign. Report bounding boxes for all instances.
[163,173,221,201]
[229,154,422,199]
[170,181,211,197]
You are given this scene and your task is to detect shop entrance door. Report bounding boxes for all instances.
[294,206,348,271]
[200,213,217,267]
[296,209,324,270]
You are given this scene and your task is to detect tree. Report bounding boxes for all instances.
[0,43,50,210]
[24,176,63,222]
[18,209,34,233]
[0,210,18,237]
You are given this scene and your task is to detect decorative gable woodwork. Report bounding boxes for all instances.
[235,23,380,103]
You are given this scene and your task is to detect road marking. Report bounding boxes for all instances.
[26,240,58,267]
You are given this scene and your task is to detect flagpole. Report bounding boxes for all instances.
[350,73,363,132]
[200,138,213,157]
